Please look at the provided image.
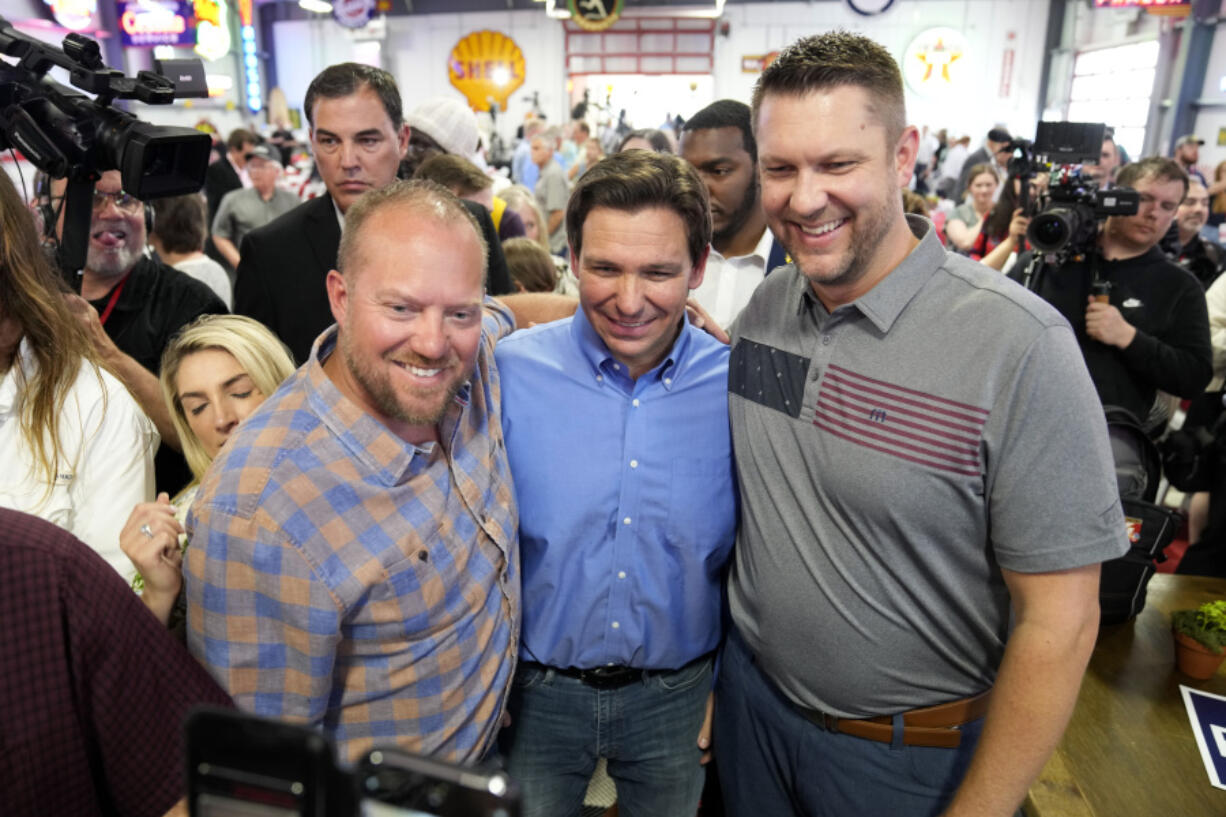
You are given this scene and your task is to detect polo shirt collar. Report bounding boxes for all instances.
[305,325,437,485]
[796,214,943,334]
[569,305,693,389]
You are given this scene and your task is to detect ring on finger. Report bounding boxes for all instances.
[140,523,154,539]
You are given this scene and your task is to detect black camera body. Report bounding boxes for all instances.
[0,16,211,275]
[1002,122,1140,291]
[1028,170,1139,255]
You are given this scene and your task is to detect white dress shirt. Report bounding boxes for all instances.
[691,225,778,329]
[0,339,158,580]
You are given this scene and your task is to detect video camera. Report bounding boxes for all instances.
[1001,122,1139,292]
[0,16,211,275]
[187,708,520,817]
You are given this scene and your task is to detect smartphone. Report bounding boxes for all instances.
[185,707,355,817]
[358,748,520,817]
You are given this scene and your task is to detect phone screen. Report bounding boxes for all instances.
[196,791,303,817]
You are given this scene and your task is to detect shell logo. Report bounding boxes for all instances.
[448,31,526,113]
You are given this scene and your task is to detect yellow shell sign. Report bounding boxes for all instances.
[448,31,526,113]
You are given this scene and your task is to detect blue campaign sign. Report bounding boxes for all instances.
[1181,685,1226,790]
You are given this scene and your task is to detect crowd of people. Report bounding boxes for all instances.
[3,24,1225,817]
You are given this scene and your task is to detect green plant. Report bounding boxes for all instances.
[1173,600,1226,652]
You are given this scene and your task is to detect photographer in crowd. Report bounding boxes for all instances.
[1013,157,1211,427]
[1174,179,1226,290]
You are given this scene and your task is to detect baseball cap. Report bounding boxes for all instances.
[1176,134,1205,147]
[406,98,480,161]
[245,144,281,165]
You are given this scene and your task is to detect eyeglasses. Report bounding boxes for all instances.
[92,190,143,214]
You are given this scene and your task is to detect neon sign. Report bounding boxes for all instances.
[191,0,232,62]
[117,0,193,47]
[45,0,98,31]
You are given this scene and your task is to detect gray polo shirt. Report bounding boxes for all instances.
[212,186,301,249]
[727,215,1127,718]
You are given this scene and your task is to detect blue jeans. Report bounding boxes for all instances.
[714,627,984,817]
[501,657,712,817]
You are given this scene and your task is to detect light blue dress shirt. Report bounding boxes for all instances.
[496,309,736,670]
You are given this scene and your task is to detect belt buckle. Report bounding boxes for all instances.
[579,666,634,688]
[820,712,840,733]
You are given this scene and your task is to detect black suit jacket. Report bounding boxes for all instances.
[203,159,242,222]
[234,193,512,364]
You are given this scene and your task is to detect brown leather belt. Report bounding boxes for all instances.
[795,690,991,749]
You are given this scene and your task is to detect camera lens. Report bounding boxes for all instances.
[1028,209,1077,253]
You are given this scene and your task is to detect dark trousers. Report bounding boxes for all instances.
[713,627,984,817]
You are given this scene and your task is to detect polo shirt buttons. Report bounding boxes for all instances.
[596,374,603,382]
[822,335,832,345]
[630,459,638,468]
[611,621,620,629]
[632,399,640,407]
[623,517,632,525]
[618,571,626,579]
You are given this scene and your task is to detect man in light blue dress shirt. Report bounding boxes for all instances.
[496,151,737,817]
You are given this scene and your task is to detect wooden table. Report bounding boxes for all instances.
[1025,573,1226,817]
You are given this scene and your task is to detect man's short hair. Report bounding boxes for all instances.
[151,194,207,254]
[304,63,403,130]
[683,99,757,163]
[565,150,711,266]
[338,179,487,276]
[413,154,493,196]
[1116,156,1189,200]
[226,128,257,151]
[751,31,906,143]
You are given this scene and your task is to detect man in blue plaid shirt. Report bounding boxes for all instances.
[185,180,520,764]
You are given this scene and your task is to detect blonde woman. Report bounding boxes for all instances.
[121,314,295,624]
[500,184,578,295]
[0,171,157,579]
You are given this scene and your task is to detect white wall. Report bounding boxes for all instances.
[271,0,1045,148]
[1192,1,1226,175]
[715,0,1048,143]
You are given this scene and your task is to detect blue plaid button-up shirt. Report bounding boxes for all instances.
[185,302,519,764]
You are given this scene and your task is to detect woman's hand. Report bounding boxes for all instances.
[120,492,184,624]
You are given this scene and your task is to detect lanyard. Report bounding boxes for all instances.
[98,273,131,327]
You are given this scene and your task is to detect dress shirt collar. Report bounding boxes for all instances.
[333,197,345,233]
[304,325,443,485]
[708,222,774,267]
[796,214,943,334]
[568,306,694,390]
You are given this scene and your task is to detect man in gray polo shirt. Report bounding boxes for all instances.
[211,145,300,271]
[712,32,1128,817]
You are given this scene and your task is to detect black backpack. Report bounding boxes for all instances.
[1098,407,1182,625]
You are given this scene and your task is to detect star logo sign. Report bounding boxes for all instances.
[915,38,963,83]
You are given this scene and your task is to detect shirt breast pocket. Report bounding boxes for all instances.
[666,458,736,552]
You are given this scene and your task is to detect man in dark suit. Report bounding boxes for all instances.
[234,64,510,363]
[204,129,256,275]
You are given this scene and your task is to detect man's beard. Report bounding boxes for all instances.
[712,175,761,249]
[85,243,139,280]
[340,330,467,427]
